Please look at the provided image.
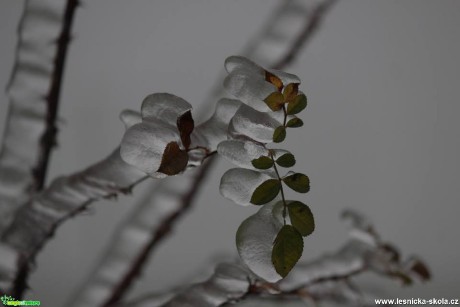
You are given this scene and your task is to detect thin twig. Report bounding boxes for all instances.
[34,0,80,190]
[272,0,338,70]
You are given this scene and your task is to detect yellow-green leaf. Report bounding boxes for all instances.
[283,83,299,102]
[272,225,303,277]
[287,94,307,115]
[250,179,281,205]
[264,92,285,111]
[252,156,274,170]
[286,117,303,128]
[273,126,286,143]
[265,71,283,91]
[276,153,296,168]
[288,201,315,236]
[283,173,310,193]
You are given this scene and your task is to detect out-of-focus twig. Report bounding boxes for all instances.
[0,0,79,235]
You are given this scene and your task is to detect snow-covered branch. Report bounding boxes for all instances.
[0,0,79,234]
[0,149,147,295]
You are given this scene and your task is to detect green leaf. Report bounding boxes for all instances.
[283,83,299,102]
[276,153,296,168]
[264,92,285,111]
[287,201,315,236]
[272,225,303,277]
[286,117,303,128]
[273,126,286,143]
[283,172,310,193]
[287,94,307,115]
[250,179,281,205]
[251,156,274,170]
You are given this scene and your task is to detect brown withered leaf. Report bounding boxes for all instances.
[158,141,189,175]
[408,258,431,281]
[265,71,283,92]
[177,110,194,149]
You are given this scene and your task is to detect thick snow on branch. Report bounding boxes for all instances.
[1,149,146,254]
[0,0,78,234]
[125,210,429,307]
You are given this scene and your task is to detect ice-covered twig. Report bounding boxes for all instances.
[0,0,79,234]
[68,1,338,306]
[122,210,429,307]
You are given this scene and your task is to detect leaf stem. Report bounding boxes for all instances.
[282,105,287,126]
[270,151,287,225]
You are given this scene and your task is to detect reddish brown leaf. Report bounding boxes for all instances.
[158,142,189,175]
[265,71,283,92]
[176,110,194,149]
[409,259,431,281]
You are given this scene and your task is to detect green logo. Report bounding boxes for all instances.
[1,295,40,306]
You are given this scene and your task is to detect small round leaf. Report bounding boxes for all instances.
[276,153,296,168]
[287,201,315,236]
[250,179,281,205]
[287,94,307,115]
[252,156,274,170]
[283,172,310,193]
[264,92,285,111]
[286,118,304,128]
[273,126,286,143]
[272,225,303,278]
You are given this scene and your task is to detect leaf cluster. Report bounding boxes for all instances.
[248,72,313,278]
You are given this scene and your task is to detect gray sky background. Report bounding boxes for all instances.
[1,1,459,306]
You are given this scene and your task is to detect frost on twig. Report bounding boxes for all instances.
[68,1,337,305]
[124,210,429,307]
[0,0,79,234]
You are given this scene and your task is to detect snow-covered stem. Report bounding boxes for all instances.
[0,0,79,234]
[69,1,339,306]
[122,210,429,307]
[0,149,147,296]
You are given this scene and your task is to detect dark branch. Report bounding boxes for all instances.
[33,0,80,190]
